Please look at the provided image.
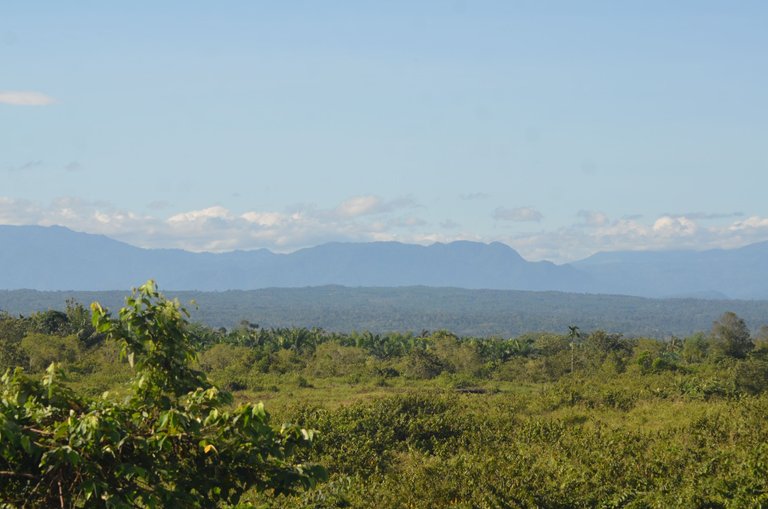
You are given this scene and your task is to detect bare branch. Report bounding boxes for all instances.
[0,470,36,479]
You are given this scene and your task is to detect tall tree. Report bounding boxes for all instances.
[711,311,753,359]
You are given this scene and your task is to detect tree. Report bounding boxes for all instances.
[754,325,768,354]
[30,309,70,335]
[584,330,633,373]
[682,332,709,363]
[711,311,753,359]
[19,332,81,372]
[568,325,581,374]
[757,325,768,343]
[0,281,325,508]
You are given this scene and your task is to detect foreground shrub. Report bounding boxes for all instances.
[0,281,325,508]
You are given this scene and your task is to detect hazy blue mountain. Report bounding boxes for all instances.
[3,225,768,298]
[270,241,587,290]
[0,225,585,291]
[573,242,768,299]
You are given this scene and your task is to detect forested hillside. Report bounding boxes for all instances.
[4,286,768,337]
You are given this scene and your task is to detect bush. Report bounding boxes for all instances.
[403,348,448,379]
[431,337,485,378]
[733,357,768,395]
[19,333,81,372]
[307,342,369,378]
[292,394,476,478]
[0,337,29,372]
[0,281,325,507]
[683,332,710,363]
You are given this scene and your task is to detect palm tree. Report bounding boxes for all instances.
[568,325,581,374]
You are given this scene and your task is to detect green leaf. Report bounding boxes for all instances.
[20,434,32,454]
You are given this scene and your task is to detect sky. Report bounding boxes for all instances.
[2,1,767,263]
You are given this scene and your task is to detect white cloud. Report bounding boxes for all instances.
[730,215,768,230]
[652,216,697,237]
[506,212,768,262]
[334,195,416,218]
[594,218,647,239]
[335,195,382,218]
[0,195,424,253]
[3,196,768,263]
[389,216,427,228]
[0,197,39,224]
[577,210,609,227]
[168,206,233,224]
[670,211,744,220]
[0,91,55,106]
[493,206,543,222]
[241,211,284,226]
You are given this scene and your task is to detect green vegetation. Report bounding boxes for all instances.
[0,283,324,508]
[3,283,768,507]
[5,286,768,337]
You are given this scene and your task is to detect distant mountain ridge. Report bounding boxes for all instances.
[1,225,768,299]
[0,225,585,292]
[572,241,768,299]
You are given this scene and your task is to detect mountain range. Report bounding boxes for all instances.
[1,225,767,299]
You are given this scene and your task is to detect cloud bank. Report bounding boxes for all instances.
[2,197,768,263]
[0,195,427,253]
[508,212,768,262]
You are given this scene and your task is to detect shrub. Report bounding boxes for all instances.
[403,348,448,379]
[19,333,81,372]
[0,281,325,507]
[733,357,768,395]
[0,337,29,372]
[306,342,369,378]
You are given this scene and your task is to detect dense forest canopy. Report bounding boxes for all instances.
[4,286,768,338]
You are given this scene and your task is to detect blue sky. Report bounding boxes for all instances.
[2,1,767,262]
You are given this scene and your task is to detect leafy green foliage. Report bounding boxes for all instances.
[259,389,768,508]
[403,348,449,379]
[20,333,81,372]
[5,290,768,507]
[0,281,325,508]
[712,311,754,359]
[291,394,478,478]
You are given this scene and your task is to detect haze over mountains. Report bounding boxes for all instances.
[2,225,767,299]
